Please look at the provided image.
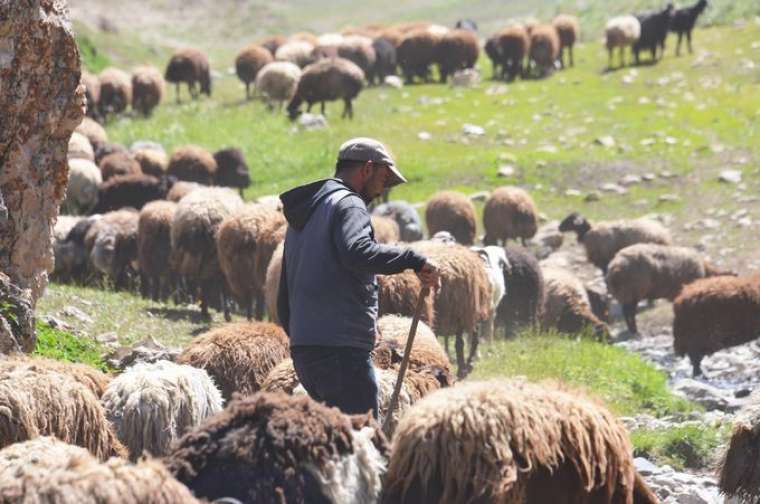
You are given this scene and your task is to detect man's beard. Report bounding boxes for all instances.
[358,188,375,205]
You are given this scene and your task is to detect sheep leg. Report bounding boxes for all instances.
[559,49,565,70]
[139,273,150,299]
[466,330,480,371]
[255,295,265,321]
[200,289,210,320]
[569,45,574,67]
[622,302,638,334]
[687,31,693,54]
[245,82,250,100]
[175,83,181,103]
[444,334,450,354]
[221,288,231,322]
[608,48,613,69]
[320,102,326,116]
[455,332,467,379]
[151,276,161,302]
[690,353,704,377]
[676,33,683,56]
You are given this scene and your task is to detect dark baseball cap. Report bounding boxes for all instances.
[337,137,407,187]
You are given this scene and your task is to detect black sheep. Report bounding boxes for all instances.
[213,148,251,196]
[496,245,545,336]
[633,4,674,64]
[670,0,708,55]
[369,37,397,85]
[91,173,174,214]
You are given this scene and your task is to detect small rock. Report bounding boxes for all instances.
[107,336,181,371]
[634,458,660,476]
[498,152,517,163]
[417,131,432,141]
[497,165,515,177]
[450,68,480,87]
[470,191,489,203]
[620,174,642,186]
[584,191,601,202]
[719,169,742,184]
[642,173,657,181]
[594,135,616,147]
[383,75,403,89]
[462,123,485,136]
[565,189,581,197]
[94,331,119,348]
[537,144,558,154]
[673,378,738,412]
[658,194,681,203]
[61,305,93,324]
[640,138,656,146]
[664,136,678,145]
[599,183,628,195]
[297,113,328,130]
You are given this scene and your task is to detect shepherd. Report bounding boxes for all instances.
[278,137,439,418]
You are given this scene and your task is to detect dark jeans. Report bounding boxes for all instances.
[291,345,379,419]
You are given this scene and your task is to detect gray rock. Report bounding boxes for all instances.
[383,75,403,89]
[673,378,739,412]
[61,305,93,324]
[620,174,642,186]
[470,191,490,203]
[595,135,616,147]
[107,336,180,371]
[297,113,328,130]
[462,123,485,136]
[497,165,515,177]
[599,183,628,195]
[417,131,432,141]
[719,169,743,184]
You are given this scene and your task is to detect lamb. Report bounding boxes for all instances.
[718,400,760,500]
[137,200,178,301]
[434,29,479,83]
[633,4,674,64]
[75,116,108,151]
[396,29,439,83]
[88,208,140,290]
[670,0,708,55]
[0,355,110,397]
[101,360,223,460]
[0,437,199,503]
[497,245,545,336]
[471,246,508,342]
[673,274,760,377]
[92,173,173,214]
[383,379,657,503]
[372,200,423,242]
[371,215,400,243]
[558,212,672,274]
[494,25,530,81]
[607,243,729,334]
[542,266,610,339]
[98,151,142,182]
[130,65,164,116]
[132,147,168,177]
[482,186,538,246]
[176,321,290,400]
[165,392,387,504]
[378,269,435,326]
[164,48,212,102]
[216,204,286,320]
[81,71,100,119]
[552,14,580,68]
[254,61,303,110]
[605,15,642,68]
[68,131,95,161]
[275,40,316,68]
[167,144,218,185]
[213,147,251,195]
[264,241,284,325]
[287,57,365,120]
[97,67,132,118]
[235,44,274,99]
[62,158,102,215]
[424,190,476,245]
[369,37,397,85]
[170,187,243,318]
[527,24,561,78]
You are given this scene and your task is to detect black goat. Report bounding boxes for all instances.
[670,0,708,55]
[633,4,674,64]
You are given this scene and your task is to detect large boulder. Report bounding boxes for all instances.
[0,273,35,353]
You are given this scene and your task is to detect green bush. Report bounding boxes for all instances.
[34,321,110,372]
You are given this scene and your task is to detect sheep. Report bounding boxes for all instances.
[165,392,387,504]
[53,214,82,243]
[289,31,320,46]
[260,35,286,56]
[372,200,422,242]
[97,67,132,118]
[264,241,284,325]
[497,245,545,336]
[255,61,303,110]
[177,321,289,400]
[671,0,708,55]
[607,243,730,334]
[88,208,140,290]
[542,266,610,339]
[558,212,672,274]
[494,25,530,81]
[471,246,508,342]
[53,215,101,283]
[378,269,435,326]
[92,173,173,214]
[213,147,251,195]
[94,141,128,166]
[235,44,274,99]
[217,205,286,320]
[275,40,316,68]
[0,366,126,460]
[673,274,760,377]
[527,24,561,78]
[484,34,502,79]
[435,29,479,83]
[552,14,580,68]
[130,65,164,116]
[337,35,377,77]
[164,48,211,102]
[68,131,95,161]
[167,144,218,185]
[718,402,760,500]
[0,355,110,397]
[633,4,674,64]
[369,214,400,244]
[132,147,168,177]
[101,360,223,460]
[75,116,108,151]
[369,37,397,85]
[170,187,243,317]
[62,158,102,214]
[287,57,365,120]
[166,180,202,202]
[424,190,476,246]
[137,200,178,301]
[81,71,100,119]
[605,15,641,68]
[53,217,87,282]
[260,357,300,394]
[396,29,439,83]
[482,186,538,246]
[383,379,656,504]
[0,437,200,503]
[98,151,142,182]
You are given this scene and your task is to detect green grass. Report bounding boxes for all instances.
[631,423,731,470]
[77,33,113,73]
[34,321,111,372]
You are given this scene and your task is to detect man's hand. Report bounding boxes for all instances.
[417,260,440,290]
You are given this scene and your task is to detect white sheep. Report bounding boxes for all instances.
[68,131,94,161]
[605,15,641,68]
[255,61,303,110]
[471,245,508,342]
[275,40,315,68]
[62,158,102,214]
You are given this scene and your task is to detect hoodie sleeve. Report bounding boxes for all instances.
[276,256,290,335]
[331,196,427,274]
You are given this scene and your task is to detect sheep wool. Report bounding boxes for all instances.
[483,186,539,245]
[719,402,760,501]
[553,14,580,67]
[167,145,218,185]
[264,241,284,325]
[494,25,531,81]
[371,214,400,243]
[98,151,142,182]
[132,147,168,177]
[275,40,316,68]
[137,200,177,301]
[378,269,435,326]
[63,158,102,214]
[235,43,274,99]
[97,67,132,117]
[164,48,211,100]
[255,61,303,108]
[542,266,609,338]
[424,190,477,245]
[75,116,108,149]
[68,131,95,161]
[287,57,365,120]
[605,15,642,67]
[498,245,545,335]
[0,355,110,397]
[131,65,164,116]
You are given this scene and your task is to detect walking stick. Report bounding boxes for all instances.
[382,285,431,436]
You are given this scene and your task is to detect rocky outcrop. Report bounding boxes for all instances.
[0,273,35,353]
[0,0,85,302]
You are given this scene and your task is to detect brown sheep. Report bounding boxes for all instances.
[541,266,610,339]
[74,116,108,151]
[176,321,290,401]
[132,148,167,177]
[337,35,377,76]
[0,356,110,398]
[166,180,202,202]
[495,25,530,81]
[434,29,479,83]
[378,269,435,326]
[482,186,538,246]
[98,151,142,182]
[287,57,365,120]
[217,204,286,321]
[130,65,164,116]
[528,24,561,78]
[97,67,132,118]
[397,29,439,84]
[264,242,284,325]
[86,208,140,290]
[167,145,217,185]
[81,71,100,119]
[673,274,760,377]
[235,44,273,100]
[91,172,172,214]
[137,200,178,301]
[718,402,760,501]
[164,48,211,102]
[371,215,400,243]
[259,35,286,56]
[553,14,580,68]
[424,190,476,245]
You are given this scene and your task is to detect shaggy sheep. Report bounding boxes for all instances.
[92,173,173,214]
[527,24,561,77]
[217,205,286,320]
[497,245,545,336]
[370,215,400,244]
[177,321,289,400]
[607,243,729,334]
[369,37,397,85]
[213,147,251,194]
[63,158,102,214]
[372,200,423,242]
[673,274,760,377]
[671,0,708,55]
[167,144,218,185]
[98,151,142,182]
[53,215,82,243]
[552,14,580,68]
[165,392,387,504]
[495,25,530,81]
[397,29,439,84]
[471,246,508,342]
[97,67,132,118]
[483,186,538,246]
[287,57,365,120]
[68,131,95,161]
[137,200,178,301]
[53,215,101,282]
[434,29,479,83]
[81,71,100,119]
[131,65,164,116]
[264,241,284,325]
[75,116,108,151]
[424,190,476,246]
[558,212,672,274]
[260,358,300,394]
[718,401,760,500]
[542,266,610,339]
[88,208,140,289]
[383,379,655,503]
[275,40,316,68]
[170,187,243,317]
[164,48,211,101]
[166,180,202,202]
[0,437,199,503]
[255,61,303,110]
[605,15,642,68]
[378,269,435,326]
[633,4,674,64]
[235,44,274,99]
[0,355,110,397]
[132,147,168,177]
[102,360,223,460]
[0,366,125,460]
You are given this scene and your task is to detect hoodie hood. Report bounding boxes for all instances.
[280,178,353,230]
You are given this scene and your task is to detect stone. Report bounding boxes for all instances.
[620,174,642,186]
[469,191,489,203]
[530,222,564,250]
[719,169,743,184]
[0,0,85,302]
[565,189,581,197]
[599,183,628,195]
[497,165,515,177]
[584,191,601,202]
[594,135,616,147]
[383,75,403,89]
[450,68,480,87]
[658,194,681,203]
[0,272,35,353]
[297,113,328,130]
[634,457,660,476]
[107,336,181,371]
[462,123,485,136]
[417,131,432,141]
[672,378,738,412]
[61,305,93,324]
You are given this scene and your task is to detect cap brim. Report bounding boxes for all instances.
[386,164,407,187]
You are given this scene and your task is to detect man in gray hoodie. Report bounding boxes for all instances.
[278,137,438,418]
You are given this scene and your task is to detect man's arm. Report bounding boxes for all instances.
[276,256,290,335]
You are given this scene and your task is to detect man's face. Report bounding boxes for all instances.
[358,162,391,202]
